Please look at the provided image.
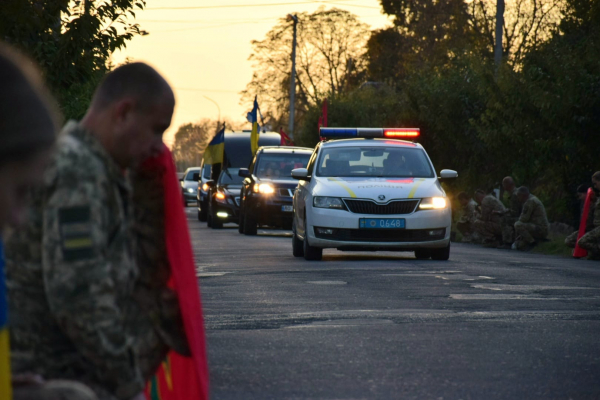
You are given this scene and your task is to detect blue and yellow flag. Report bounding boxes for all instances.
[247,96,259,155]
[203,127,225,165]
[0,240,12,400]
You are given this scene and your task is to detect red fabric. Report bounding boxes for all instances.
[573,188,594,258]
[144,145,209,399]
[279,127,295,146]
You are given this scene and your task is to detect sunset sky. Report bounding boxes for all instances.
[111,0,393,146]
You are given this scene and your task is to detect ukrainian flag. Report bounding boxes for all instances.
[0,240,12,400]
[203,127,225,165]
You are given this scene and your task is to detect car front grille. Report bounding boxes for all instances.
[343,199,419,215]
[314,228,445,242]
[278,188,295,197]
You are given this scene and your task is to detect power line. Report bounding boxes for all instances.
[145,0,361,11]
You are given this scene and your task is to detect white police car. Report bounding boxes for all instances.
[291,128,457,261]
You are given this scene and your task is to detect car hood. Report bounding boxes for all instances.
[256,178,298,188]
[312,176,445,200]
[182,181,198,190]
[221,184,242,195]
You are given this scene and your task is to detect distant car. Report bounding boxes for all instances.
[181,167,200,206]
[196,161,212,221]
[292,127,457,261]
[238,146,313,235]
[207,168,244,229]
[197,131,281,221]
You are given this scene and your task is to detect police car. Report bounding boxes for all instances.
[291,128,457,261]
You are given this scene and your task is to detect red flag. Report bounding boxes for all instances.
[144,145,209,400]
[279,127,294,146]
[573,188,594,258]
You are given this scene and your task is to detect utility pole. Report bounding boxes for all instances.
[494,0,505,71]
[287,14,298,140]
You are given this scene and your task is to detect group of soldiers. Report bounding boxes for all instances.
[0,42,198,400]
[456,173,600,259]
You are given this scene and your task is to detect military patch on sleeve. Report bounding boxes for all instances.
[59,206,94,261]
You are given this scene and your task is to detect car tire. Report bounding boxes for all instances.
[292,222,304,257]
[198,200,208,222]
[303,221,322,261]
[243,212,258,236]
[210,202,223,229]
[414,249,431,260]
[430,243,450,261]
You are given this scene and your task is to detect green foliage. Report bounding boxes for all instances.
[0,0,147,120]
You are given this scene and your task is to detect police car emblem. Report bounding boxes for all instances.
[378,195,386,201]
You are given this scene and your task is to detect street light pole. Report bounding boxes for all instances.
[203,95,221,124]
[287,14,298,140]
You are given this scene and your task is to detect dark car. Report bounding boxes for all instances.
[207,168,244,229]
[197,131,280,221]
[238,146,313,235]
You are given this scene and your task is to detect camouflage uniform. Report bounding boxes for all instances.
[565,200,596,248]
[473,195,506,241]
[5,122,185,400]
[575,198,600,258]
[513,195,549,250]
[14,380,98,400]
[456,199,480,242]
[501,191,523,244]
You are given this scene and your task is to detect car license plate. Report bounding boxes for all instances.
[282,205,293,212]
[359,218,405,229]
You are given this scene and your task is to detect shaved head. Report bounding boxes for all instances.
[90,62,174,112]
[502,176,515,192]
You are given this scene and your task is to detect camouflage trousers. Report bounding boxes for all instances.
[456,221,474,237]
[565,230,579,248]
[577,227,600,256]
[473,220,502,241]
[514,221,548,250]
[14,380,98,400]
[501,216,518,244]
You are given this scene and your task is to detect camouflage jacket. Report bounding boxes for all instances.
[519,195,549,233]
[594,198,600,228]
[6,122,145,400]
[478,195,505,224]
[505,191,523,218]
[458,199,480,224]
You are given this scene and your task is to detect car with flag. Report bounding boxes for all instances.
[206,167,244,229]
[237,146,313,235]
[291,128,458,261]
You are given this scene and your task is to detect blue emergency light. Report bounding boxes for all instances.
[319,127,420,140]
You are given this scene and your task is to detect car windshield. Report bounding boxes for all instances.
[218,168,244,185]
[316,146,434,178]
[256,153,311,179]
[185,169,199,180]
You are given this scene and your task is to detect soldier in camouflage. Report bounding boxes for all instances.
[456,192,480,243]
[5,63,186,400]
[473,189,506,247]
[0,43,100,400]
[498,176,523,248]
[513,186,549,251]
[574,172,600,260]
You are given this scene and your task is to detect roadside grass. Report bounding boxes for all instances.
[531,235,574,258]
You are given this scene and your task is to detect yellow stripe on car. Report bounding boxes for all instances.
[327,178,357,198]
[407,178,427,198]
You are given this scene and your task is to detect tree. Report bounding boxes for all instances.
[242,7,370,131]
[0,0,147,119]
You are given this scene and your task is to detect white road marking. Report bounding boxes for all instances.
[306,280,347,285]
[471,284,598,292]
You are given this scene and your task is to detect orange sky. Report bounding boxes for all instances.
[111,0,392,147]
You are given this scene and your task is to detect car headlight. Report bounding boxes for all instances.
[215,192,227,204]
[313,196,346,210]
[202,183,209,192]
[418,197,447,210]
[187,188,195,193]
[253,183,274,194]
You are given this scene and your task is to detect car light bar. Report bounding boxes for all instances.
[319,127,420,140]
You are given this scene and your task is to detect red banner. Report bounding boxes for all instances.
[145,145,209,400]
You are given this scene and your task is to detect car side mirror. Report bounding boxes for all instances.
[291,168,310,180]
[238,168,251,178]
[439,169,458,180]
[205,180,215,187]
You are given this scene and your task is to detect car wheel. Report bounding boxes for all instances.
[238,205,245,234]
[210,203,223,229]
[414,249,431,260]
[430,243,450,261]
[292,222,304,257]
[243,211,257,236]
[198,200,208,222]
[303,221,322,261]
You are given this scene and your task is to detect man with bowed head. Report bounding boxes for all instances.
[5,62,188,400]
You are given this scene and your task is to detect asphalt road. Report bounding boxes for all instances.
[185,208,600,400]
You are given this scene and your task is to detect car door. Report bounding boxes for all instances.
[294,145,319,237]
